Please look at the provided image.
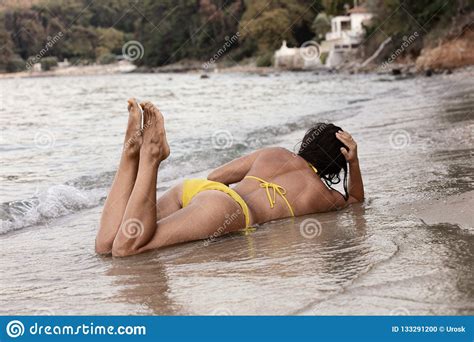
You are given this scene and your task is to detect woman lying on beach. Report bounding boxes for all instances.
[96,99,364,257]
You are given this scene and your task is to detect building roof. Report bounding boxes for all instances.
[332,15,351,22]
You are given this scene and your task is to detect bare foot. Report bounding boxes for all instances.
[123,98,143,157]
[140,101,170,162]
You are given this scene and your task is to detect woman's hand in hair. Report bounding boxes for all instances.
[336,130,364,203]
[335,130,358,163]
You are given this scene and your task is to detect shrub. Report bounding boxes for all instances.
[256,52,273,67]
[40,57,58,71]
[98,53,116,65]
[6,56,26,72]
[320,52,329,65]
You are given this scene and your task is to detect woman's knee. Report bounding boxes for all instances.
[95,238,112,255]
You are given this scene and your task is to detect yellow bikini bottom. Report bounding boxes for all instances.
[182,178,250,228]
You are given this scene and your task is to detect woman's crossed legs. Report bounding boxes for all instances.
[96,100,245,257]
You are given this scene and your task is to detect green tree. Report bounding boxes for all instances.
[321,0,348,16]
[62,25,98,59]
[136,0,243,66]
[96,27,124,53]
[240,8,293,52]
[0,14,16,71]
[312,12,331,40]
[239,0,320,54]
[136,0,199,66]
[5,10,46,59]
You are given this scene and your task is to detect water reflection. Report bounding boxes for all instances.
[108,206,371,315]
[107,254,179,315]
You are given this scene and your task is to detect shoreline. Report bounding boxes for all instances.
[2,62,472,80]
[2,26,473,81]
[0,61,136,79]
[2,31,473,81]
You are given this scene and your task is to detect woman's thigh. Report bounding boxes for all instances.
[143,190,246,251]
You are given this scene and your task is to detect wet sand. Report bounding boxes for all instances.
[1,199,472,315]
[411,191,473,230]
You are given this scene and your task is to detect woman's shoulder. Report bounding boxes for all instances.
[258,147,294,158]
[255,147,308,169]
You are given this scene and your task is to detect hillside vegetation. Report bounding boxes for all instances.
[0,0,471,72]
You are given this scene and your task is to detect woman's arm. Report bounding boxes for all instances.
[346,159,364,203]
[336,130,364,204]
[207,150,261,185]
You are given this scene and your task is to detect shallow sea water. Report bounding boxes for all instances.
[0,70,473,314]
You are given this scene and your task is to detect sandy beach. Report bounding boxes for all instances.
[398,191,473,231]
[0,61,136,79]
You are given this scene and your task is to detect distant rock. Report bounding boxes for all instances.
[391,68,402,75]
[416,26,474,71]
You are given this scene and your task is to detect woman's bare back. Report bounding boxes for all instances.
[231,148,344,225]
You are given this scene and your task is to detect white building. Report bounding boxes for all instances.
[274,5,373,69]
[324,6,373,50]
[274,40,322,70]
[322,6,373,67]
[57,58,70,68]
[32,63,42,72]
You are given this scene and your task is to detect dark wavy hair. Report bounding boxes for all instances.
[297,123,348,200]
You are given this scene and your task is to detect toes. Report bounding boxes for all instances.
[150,103,163,116]
[148,103,164,124]
[138,101,150,126]
[126,98,141,129]
[140,101,153,112]
[127,98,142,117]
[140,101,157,112]
[140,101,164,125]
[127,98,140,113]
